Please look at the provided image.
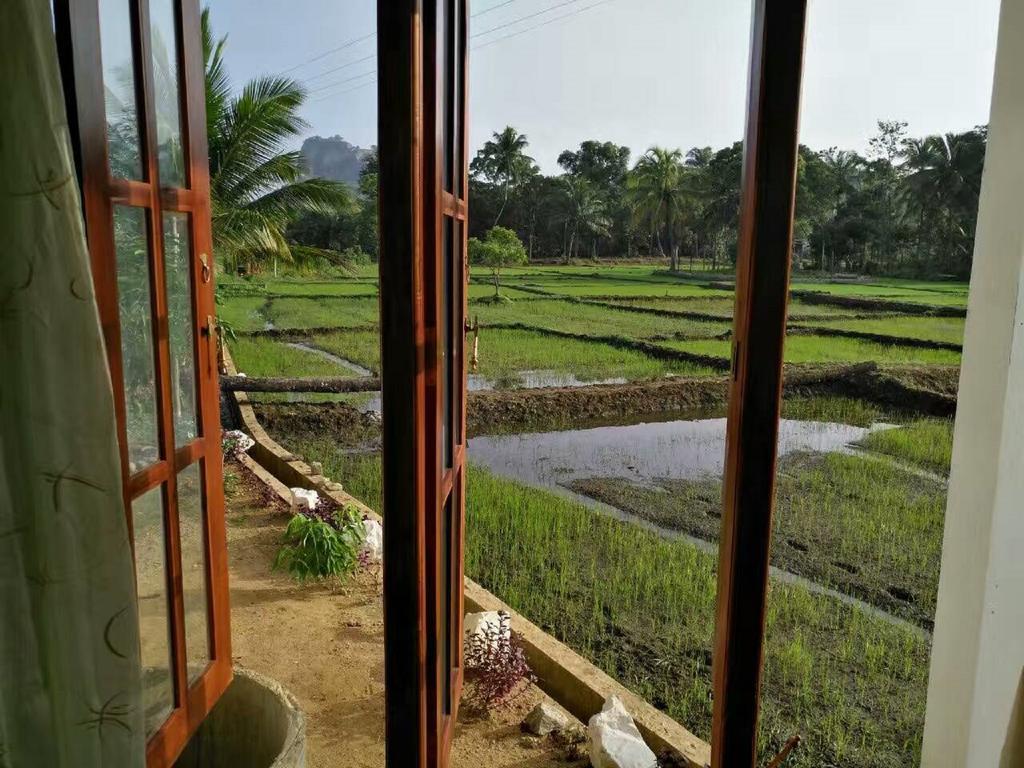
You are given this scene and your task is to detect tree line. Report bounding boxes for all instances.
[467,121,987,278]
[198,8,985,283]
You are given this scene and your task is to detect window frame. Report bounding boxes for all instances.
[53,0,232,764]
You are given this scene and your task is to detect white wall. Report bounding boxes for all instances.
[922,0,1024,765]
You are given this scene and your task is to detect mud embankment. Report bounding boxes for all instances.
[248,362,958,446]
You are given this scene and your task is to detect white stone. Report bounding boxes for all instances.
[223,429,255,454]
[310,461,324,476]
[361,519,383,563]
[289,487,320,514]
[464,610,511,654]
[587,696,657,768]
[524,700,569,736]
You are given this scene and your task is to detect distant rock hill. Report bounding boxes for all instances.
[300,135,372,185]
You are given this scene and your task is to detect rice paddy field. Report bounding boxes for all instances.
[221,264,966,767]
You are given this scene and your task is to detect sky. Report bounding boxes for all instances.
[207,0,1001,174]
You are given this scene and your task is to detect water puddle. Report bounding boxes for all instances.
[467,417,890,489]
[468,416,922,636]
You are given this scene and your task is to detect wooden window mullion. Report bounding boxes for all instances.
[712,2,809,766]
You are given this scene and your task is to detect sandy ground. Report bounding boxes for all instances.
[224,461,584,768]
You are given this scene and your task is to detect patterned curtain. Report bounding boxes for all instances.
[0,1,145,765]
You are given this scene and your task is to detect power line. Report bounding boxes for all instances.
[307,0,594,94]
[307,68,377,95]
[307,78,377,105]
[472,0,620,51]
[305,0,623,105]
[279,0,522,80]
[304,53,376,84]
[279,31,376,75]
[473,0,523,18]
[472,0,588,38]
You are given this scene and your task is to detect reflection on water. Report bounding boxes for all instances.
[468,418,890,490]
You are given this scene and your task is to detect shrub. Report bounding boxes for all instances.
[469,226,528,300]
[463,612,535,713]
[273,505,365,582]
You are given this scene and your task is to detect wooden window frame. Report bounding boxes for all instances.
[53,1,232,765]
[378,0,470,765]
[712,2,809,766]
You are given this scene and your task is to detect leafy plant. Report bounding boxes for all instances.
[273,504,365,582]
[463,612,535,713]
[468,226,528,300]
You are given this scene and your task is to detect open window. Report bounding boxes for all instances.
[54,0,231,763]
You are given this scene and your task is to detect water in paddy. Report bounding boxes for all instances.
[470,416,924,635]
[468,417,890,490]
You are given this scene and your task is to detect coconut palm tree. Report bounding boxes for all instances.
[470,126,536,227]
[900,130,986,275]
[560,177,611,262]
[202,10,351,273]
[628,147,695,271]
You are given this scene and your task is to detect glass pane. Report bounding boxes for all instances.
[442,0,453,192]
[132,485,175,735]
[453,0,464,199]
[163,213,199,445]
[441,493,453,715]
[98,0,143,178]
[114,206,160,472]
[149,0,186,187]
[441,217,453,468]
[177,462,211,682]
[452,219,462,445]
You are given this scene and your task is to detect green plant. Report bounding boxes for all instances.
[273,505,365,582]
[469,226,529,300]
[202,10,352,273]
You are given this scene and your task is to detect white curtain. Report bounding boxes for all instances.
[0,1,145,765]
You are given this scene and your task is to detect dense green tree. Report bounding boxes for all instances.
[469,226,528,299]
[203,10,351,272]
[462,120,985,277]
[470,127,537,226]
[560,177,612,261]
[628,148,695,271]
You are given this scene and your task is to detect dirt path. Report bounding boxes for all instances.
[224,462,582,768]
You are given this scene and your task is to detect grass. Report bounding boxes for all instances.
[473,298,730,340]
[306,329,382,374]
[305,326,717,384]
[261,279,379,297]
[218,296,268,332]
[780,395,886,427]
[228,336,354,378]
[791,281,968,307]
[572,451,946,627]
[470,464,932,768]
[859,419,954,475]
[798,316,965,345]
[287,436,931,768]
[664,335,962,366]
[511,279,721,299]
[263,296,380,330]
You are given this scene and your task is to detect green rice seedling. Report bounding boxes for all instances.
[859,419,954,474]
[473,298,730,340]
[800,316,965,345]
[228,336,353,378]
[664,334,961,365]
[264,296,380,330]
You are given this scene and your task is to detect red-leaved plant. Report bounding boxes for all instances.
[463,612,535,713]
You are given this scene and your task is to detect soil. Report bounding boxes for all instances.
[252,362,960,448]
[223,460,584,768]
